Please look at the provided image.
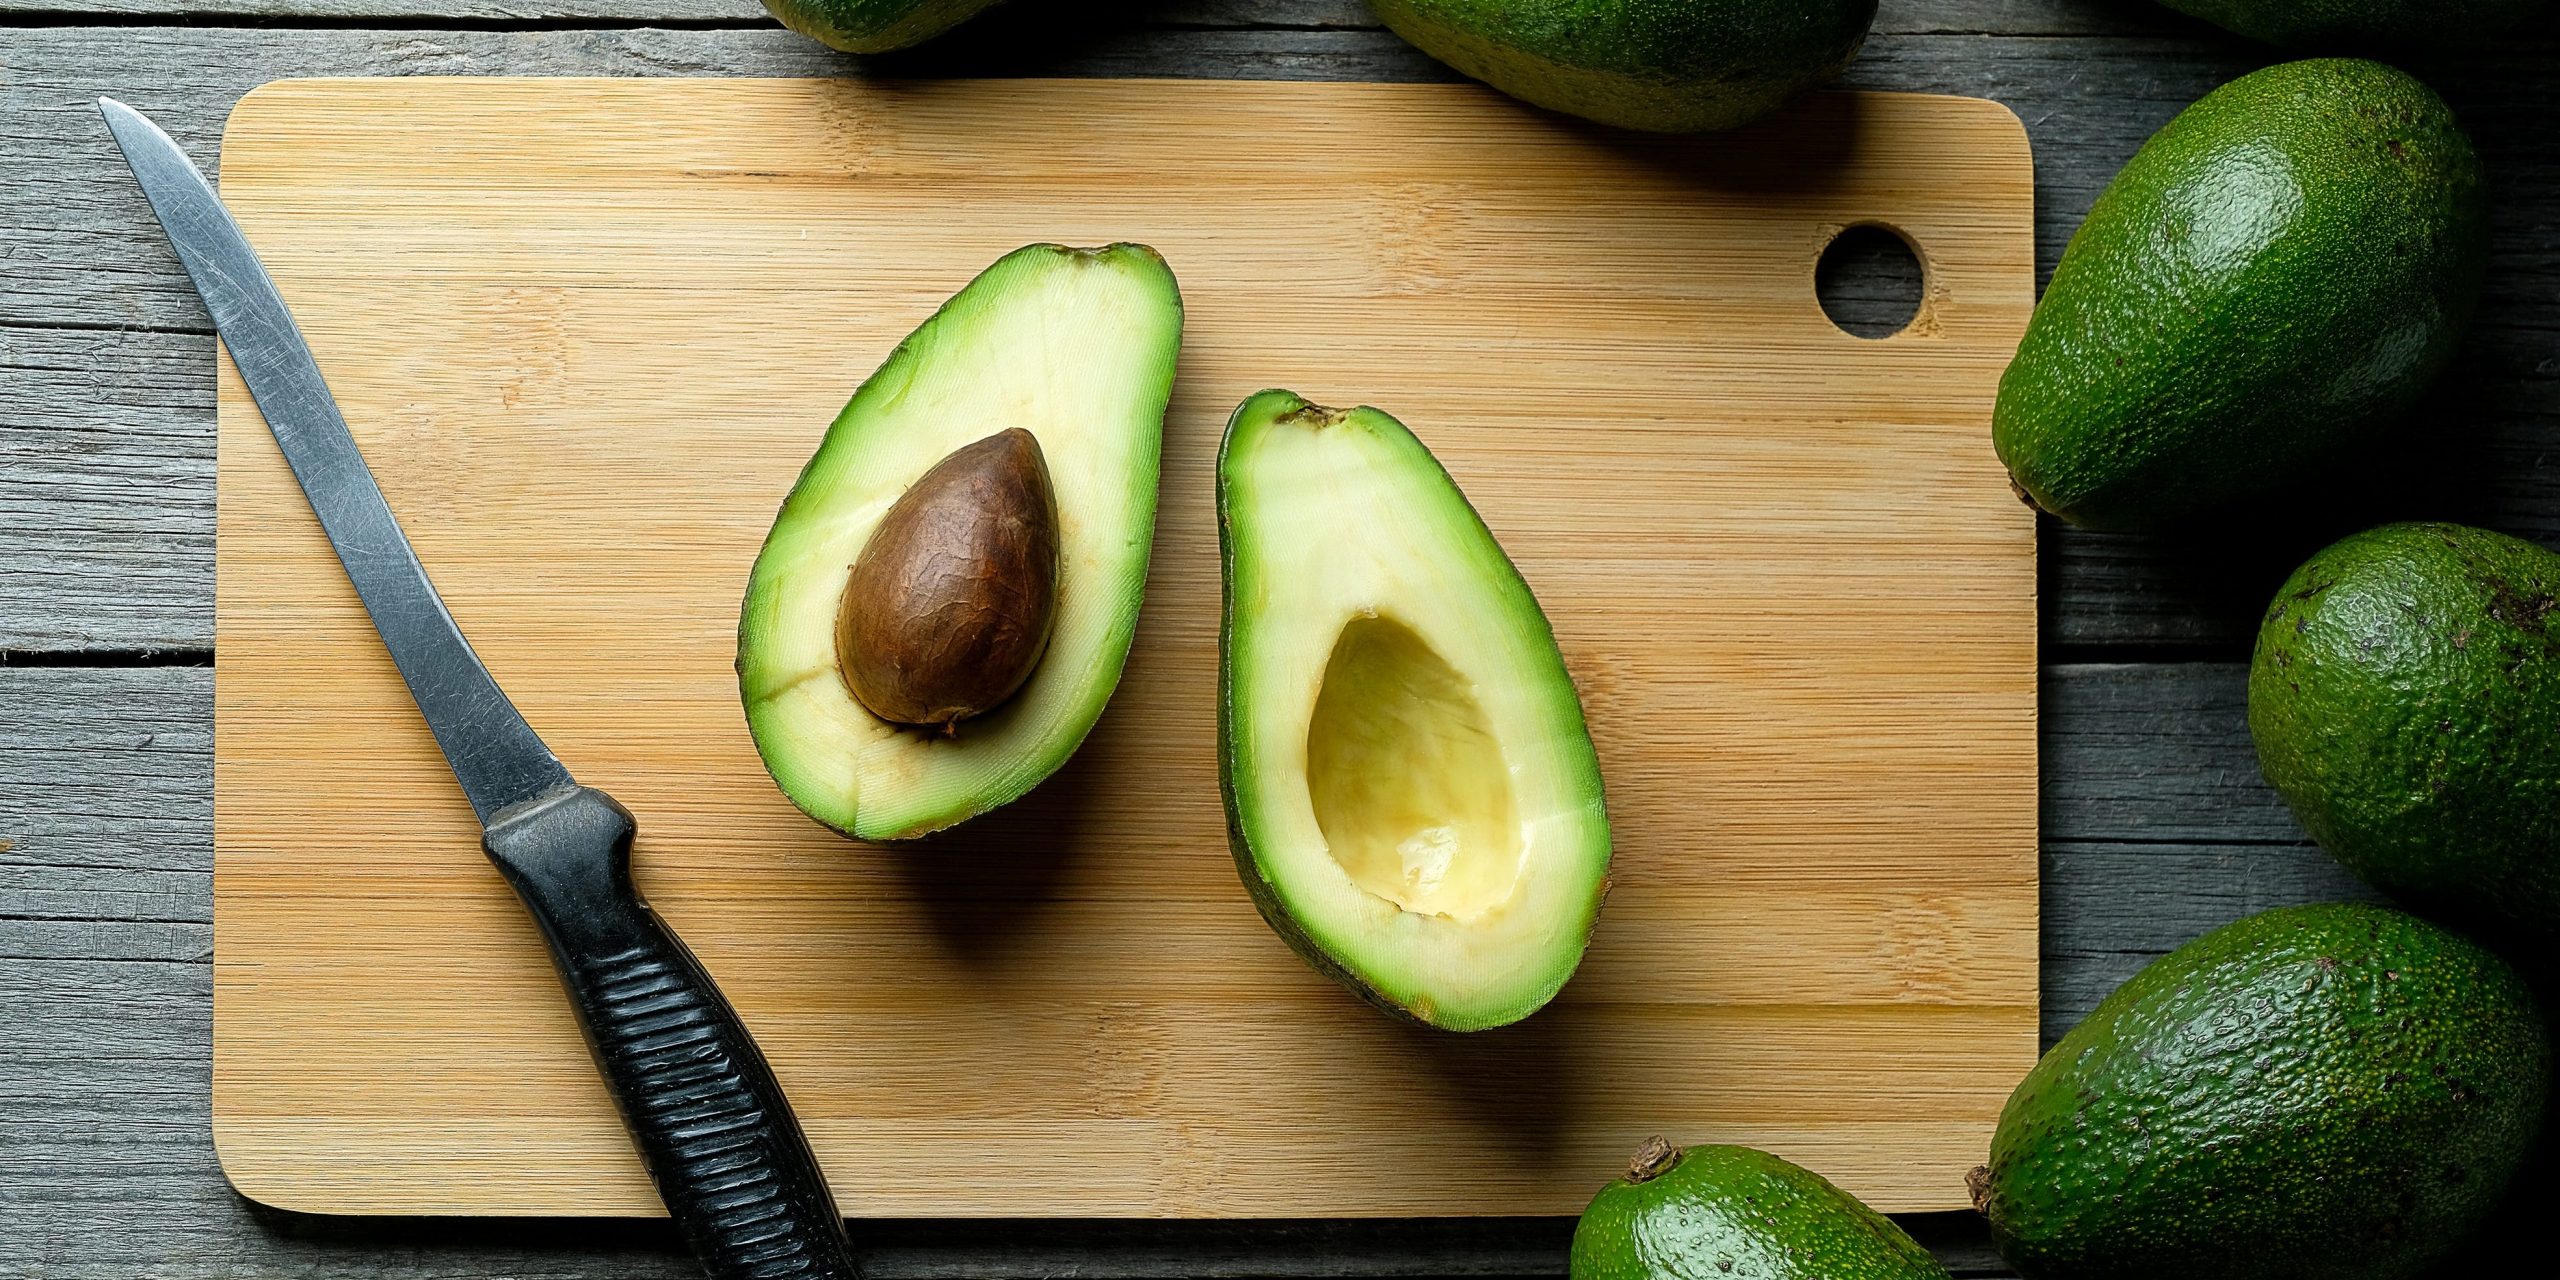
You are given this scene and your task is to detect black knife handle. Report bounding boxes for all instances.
[482,786,860,1280]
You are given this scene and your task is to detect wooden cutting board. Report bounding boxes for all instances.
[212,77,2039,1219]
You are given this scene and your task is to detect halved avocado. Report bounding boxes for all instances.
[1216,390,1611,1031]
[738,243,1182,839]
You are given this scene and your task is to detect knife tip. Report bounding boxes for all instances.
[95,97,160,156]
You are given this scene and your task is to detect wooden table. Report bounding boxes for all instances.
[2,2,2550,1275]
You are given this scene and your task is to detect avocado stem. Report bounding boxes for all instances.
[1624,1135,1681,1184]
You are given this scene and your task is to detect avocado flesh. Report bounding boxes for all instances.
[2158,0,2544,52]
[1371,0,1878,133]
[1218,390,1610,1032]
[1976,903,2548,1280]
[1992,58,2485,530]
[2250,522,2560,949]
[759,0,1005,53]
[738,243,1181,840]
[1572,1142,1950,1280]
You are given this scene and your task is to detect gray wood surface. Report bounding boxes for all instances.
[3,0,2554,1276]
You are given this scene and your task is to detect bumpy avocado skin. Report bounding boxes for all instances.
[1572,1144,1949,1280]
[2250,523,2560,947]
[2159,0,2545,52]
[1992,59,2486,530]
[1977,903,2548,1280]
[1370,0,1878,132]
[761,0,1004,53]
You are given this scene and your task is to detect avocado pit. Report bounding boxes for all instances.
[835,428,1061,731]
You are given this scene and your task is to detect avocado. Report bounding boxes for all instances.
[2250,523,2560,948]
[1973,903,2548,1280]
[1573,1138,1951,1280]
[738,243,1181,839]
[1216,391,1610,1031]
[1369,0,1878,133]
[2157,0,2545,52]
[1992,59,2486,530]
[759,0,1005,53]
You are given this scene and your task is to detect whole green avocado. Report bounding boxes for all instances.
[2250,523,2560,948]
[2158,0,2546,52]
[760,0,1004,53]
[1369,0,1879,132]
[1973,903,2547,1280]
[1992,59,2486,530]
[1572,1139,1949,1280]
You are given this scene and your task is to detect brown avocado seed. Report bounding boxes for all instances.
[836,428,1061,731]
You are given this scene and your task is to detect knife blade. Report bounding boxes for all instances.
[102,97,862,1280]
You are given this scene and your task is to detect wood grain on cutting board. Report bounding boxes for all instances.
[211,77,2038,1218]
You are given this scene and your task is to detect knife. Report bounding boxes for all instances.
[101,98,862,1280]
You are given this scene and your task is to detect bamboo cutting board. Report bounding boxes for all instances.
[212,77,2038,1219]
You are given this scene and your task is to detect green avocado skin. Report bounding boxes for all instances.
[2250,523,2560,947]
[2158,0,2545,52]
[1370,0,1878,132]
[1977,903,2548,1280]
[1992,59,2485,530]
[1213,392,1429,1030]
[1571,1144,1949,1280]
[760,0,1003,53]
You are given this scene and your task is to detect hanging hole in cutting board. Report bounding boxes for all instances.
[1815,223,1926,340]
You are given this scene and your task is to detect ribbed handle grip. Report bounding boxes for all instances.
[483,787,860,1280]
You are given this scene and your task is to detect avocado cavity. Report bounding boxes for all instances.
[1307,614,1523,920]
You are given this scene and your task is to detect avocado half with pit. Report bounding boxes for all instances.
[738,243,1182,839]
[1217,390,1611,1031]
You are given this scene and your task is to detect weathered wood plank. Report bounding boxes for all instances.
[0,661,2364,1276]
[5,18,2555,652]
[0,0,764,15]
[2041,661,2299,845]
[2036,661,2378,1036]
[0,0,2186,35]
[0,326,214,653]
[0,666,210,962]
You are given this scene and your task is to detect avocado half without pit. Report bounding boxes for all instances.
[738,243,1183,840]
[1217,390,1611,1031]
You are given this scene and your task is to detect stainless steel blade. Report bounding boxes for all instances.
[101,97,575,825]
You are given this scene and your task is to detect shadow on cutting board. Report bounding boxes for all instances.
[1409,1006,1589,1163]
[1581,89,1868,200]
[882,727,1111,972]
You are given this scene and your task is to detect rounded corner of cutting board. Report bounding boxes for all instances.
[208,1109,334,1217]
[220,79,345,162]
[1901,89,2030,153]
